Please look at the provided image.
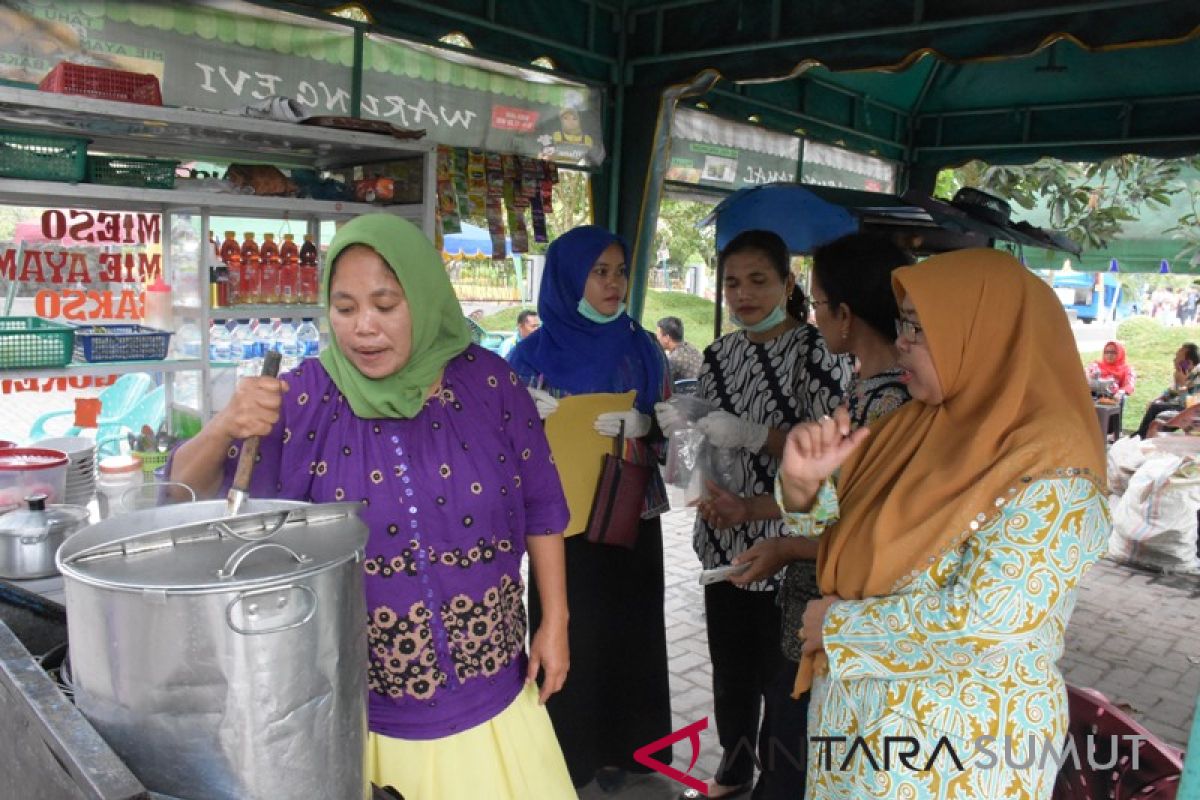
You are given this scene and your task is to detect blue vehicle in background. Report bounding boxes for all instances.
[1050,272,1129,323]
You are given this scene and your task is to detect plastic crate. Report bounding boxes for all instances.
[87,156,178,189]
[38,62,162,106]
[0,317,75,369]
[0,130,87,182]
[72,325,171,363]
[131,449,169,476]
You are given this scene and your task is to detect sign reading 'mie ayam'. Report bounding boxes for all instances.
[3,210,162,321]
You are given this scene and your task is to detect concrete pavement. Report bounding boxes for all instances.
[579,504,1200,799]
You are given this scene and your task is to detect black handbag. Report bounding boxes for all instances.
[583,421,651,549]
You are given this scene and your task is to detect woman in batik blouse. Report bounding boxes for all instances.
[779,249,1110,800]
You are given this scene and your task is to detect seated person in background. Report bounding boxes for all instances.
[500,309,540,359]
[1136,342,1200,438]
[1085,340,1135,402]
[656,315,703,382]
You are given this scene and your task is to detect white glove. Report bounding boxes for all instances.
[655,402,685,437]
[527,387,559,420]
[697,409,769,452]
[594,409,652,439]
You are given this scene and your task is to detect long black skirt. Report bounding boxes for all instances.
[529,517,674,787]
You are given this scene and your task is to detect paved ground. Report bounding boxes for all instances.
[579,502,1200,800]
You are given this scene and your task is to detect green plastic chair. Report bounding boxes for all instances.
[27,373,155,442]
[92,385,167,458]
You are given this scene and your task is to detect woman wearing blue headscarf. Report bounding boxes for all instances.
[508,225,674,792]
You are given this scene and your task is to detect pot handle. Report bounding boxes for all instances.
[217,541,312,579]
[210,512,290,543]
[226,584,317,635]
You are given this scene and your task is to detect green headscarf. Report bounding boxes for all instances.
[318,214,471,419]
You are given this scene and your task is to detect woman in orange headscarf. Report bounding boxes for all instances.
[776,249,1110,799]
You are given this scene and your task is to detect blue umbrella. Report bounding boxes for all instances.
[705,183,859,254]
[442,222,512,257]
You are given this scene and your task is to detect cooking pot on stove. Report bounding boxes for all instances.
[57,500,370,800]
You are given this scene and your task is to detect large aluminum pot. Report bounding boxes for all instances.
[57,500,370,800]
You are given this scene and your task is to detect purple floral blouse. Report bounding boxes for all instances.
[211,345,568,740]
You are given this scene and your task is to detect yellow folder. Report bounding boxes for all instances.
[543,391,637,537]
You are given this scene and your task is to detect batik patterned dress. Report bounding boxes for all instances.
[782,473,1109,799]
[695,323,850,591]
[209,345,568,741]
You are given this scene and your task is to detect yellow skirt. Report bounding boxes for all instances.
[367,683,576,800]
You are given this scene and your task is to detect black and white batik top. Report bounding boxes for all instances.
[693,323,851,592]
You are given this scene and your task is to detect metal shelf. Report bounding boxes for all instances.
[205,304,323,321]
[3,358,206,380]
[0,179,423,220]
[0,86,431,169]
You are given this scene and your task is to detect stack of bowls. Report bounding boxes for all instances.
[35,437,97,507]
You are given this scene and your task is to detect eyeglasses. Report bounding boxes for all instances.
[895,317,924,343]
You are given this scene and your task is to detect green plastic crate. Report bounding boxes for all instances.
[0,130,87,182]
[0,317,75,369]
[87,155,178,189]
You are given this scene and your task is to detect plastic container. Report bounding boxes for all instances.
[96,454,143,519]
[143,277,173,332]
[39,61,163,105]
[296,318,320,357]
[0,129,88,182]
[275,321,299,359]
[175,321,201,359]
[230,319,255,361]
[0,448,70,513]
[209,322,232,362]
[253,318,275,357]
[86,156,178,189]
[73,325,171,363]
[0,317,75,369]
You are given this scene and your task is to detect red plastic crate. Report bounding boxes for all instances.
[38,62,162,106]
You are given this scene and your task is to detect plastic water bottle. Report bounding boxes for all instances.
[275,320,301,372]
[254,318,275,357]
[175,321,202,359]
[275,320,299,356]
[231,319,256,361]
[209,322,232,362]
[295,318,320,357]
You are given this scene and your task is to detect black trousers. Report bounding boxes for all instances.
[753,666,809,800]
[705,581,788,789]
[1136,399,1182,439]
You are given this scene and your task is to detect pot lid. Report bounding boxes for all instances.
[58,502,368,593]
[0,495,90,538]
[0,448,69,470]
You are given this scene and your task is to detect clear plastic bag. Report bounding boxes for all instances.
[663,395,742,504]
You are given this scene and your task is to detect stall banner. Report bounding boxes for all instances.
[800,140,898,193]
[1,210,162,323]
[666,108,800,191]
[0,1,605,167]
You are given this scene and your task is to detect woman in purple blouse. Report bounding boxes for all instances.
[170,214,574,799]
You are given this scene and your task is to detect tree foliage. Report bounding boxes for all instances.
[948,155,1200,252]
[652,198,716,277]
